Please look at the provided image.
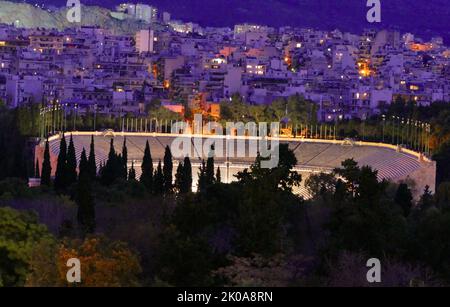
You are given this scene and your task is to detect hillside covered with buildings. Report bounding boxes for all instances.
[0,0,449,123]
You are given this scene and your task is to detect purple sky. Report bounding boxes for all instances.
[13,0,450,42]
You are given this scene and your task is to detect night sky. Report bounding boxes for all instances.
[9,0,450,41]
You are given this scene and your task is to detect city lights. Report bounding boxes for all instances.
[0,0,447,292]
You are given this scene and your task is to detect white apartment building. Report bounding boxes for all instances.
[135,29,155,53]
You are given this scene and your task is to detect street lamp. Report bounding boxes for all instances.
[401,118,405,145]
[73,104,78,131]
[93,104,97,131]
[391,116,395,144]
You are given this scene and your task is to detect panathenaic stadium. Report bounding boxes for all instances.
[35,131,436,200]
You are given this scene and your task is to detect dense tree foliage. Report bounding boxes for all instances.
[0,207,52,286]
[1,99,450,287]
[0,104,31,180]
[26,236,142,287]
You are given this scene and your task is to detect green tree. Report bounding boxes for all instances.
[206,156,215,187]
[395,183,413,216]
[0,207,53,286]
[197,160,207,193]
[419,186,434,211]
[78,148,88,179]
[54,135,67,191]
[412,209,450,280]
[41,140,52,186]
[434,141,450,185]
[233,144,303,256]
[101,139,119,186]
[435,182,450,208]
[154,161,164,195]
[305,172,337,200]
[66,135,78,186]
[157,225,216,286]
[121,138,128,180]
[216,167,221,183]
[88,135,97,180]
[333,159,360,198]
[76,149,96,235]
[140,140,153,192]
[163,146,173,194]
[324,160,408,259]
[128,161,136,181]
[0,105,29,180]
[182,157,192,194]
[175,162,184,194]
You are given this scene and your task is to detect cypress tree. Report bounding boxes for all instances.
[206,156,215,186]
[395,183,413,216]
[140,140,153,191]
[116,153,123,180]
[419,185,434,211]
[163,145,173,193]
[66,134,78,186]
[175,162,184,193]
[121,138,128,180]
[216,167,221,183]
[76,148,96,235]
[98,161,104,179]
[35,159,40,178]
[101,139,117,185]
[88,135,97,180]
[41,140,51,186]
[154,161,164,195]
[182,157,192,193]
[78,148,88,180]
[128,161,136,181]
[107,139,116,165]
[54,134,67,191]
[198,159,207,193]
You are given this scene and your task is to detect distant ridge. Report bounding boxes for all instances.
[1,0,449,42]
[0,0,147,34]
